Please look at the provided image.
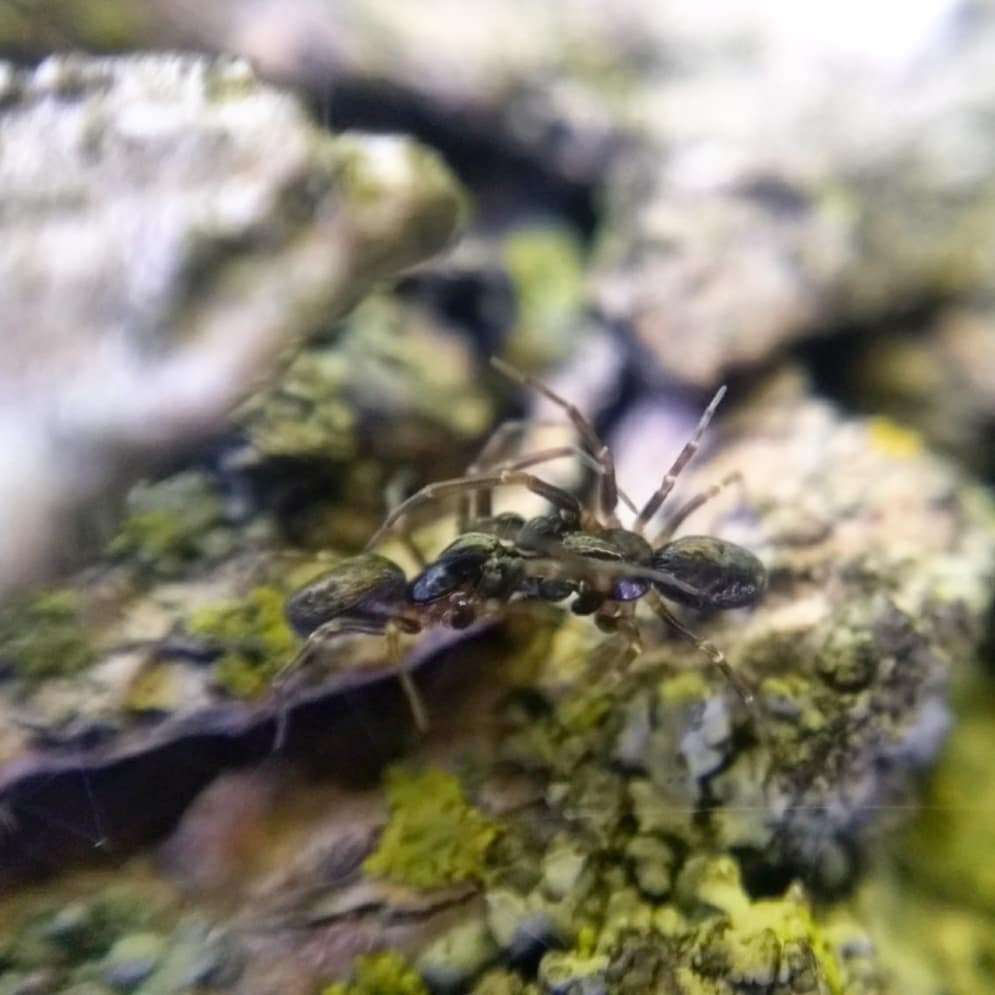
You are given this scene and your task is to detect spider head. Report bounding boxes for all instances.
[409,533,523,608]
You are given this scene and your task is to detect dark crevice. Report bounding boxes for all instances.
[308,78,602,239]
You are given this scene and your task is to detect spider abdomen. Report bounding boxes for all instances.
[652,535,766,610]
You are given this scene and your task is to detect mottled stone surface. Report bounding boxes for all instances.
[1,365,989,992]
[835,303,995,479]
[90,0,995,390]
[1,7,995,995]
[0,52,464,595]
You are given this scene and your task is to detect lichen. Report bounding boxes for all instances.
[0,588,95,679]
[501,225,586,369]
[524,857,849,994]
[899,672,995,912]
[238,289,492,472]
[363,768,501,890]
[866,416,923,460]
[0,0,140,53]
[470,969,541,995]
[107,472,227,574]
[187,585,298,698]
[322,952,429,995]
[0,879,177,983]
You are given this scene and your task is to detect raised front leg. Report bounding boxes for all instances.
[492,357,622,527]
[365,469,585,550]
[633,386,727,534]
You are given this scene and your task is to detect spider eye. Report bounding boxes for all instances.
[611,577,649,602]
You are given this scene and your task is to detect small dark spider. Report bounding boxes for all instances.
[279,359,766,737]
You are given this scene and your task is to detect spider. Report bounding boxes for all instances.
[277,359,766,739]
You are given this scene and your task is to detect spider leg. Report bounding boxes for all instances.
[459,418,534,529]
[486,448,638,517]
[271,614,427,752]
[492,357,621,527]
[458,418,615,525]
[366,470,584,551]
[645,589,756,712]
[385,471,428,568]
[651,471,743,545]
[477,447,604,529]
[633,386,727,534]
[488,447,637,514]
[386,620,428,734]
[595,600,644,653]
[518,542,706,605]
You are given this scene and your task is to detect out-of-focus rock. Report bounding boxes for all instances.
[2,368,987,991]
[582,368,995,886]
[92,0,995,390]
[838,304,995,479]
[0,52,464,596]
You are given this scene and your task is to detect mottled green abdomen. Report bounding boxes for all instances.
[285,554,407,637]
[651,535,766,610]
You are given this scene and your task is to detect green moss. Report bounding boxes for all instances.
[502,226,586,369]
[364,768,501,890]
[330,138,467,256]
[240,288,492,467]
[0,0,141,52]
[470,969,540,995]
[900,675,995,912]
[0,588,95,679]
[322,952,429,995]
[188,586,298,698]
[108,473,226,572]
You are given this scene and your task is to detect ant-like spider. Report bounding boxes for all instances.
[278,358,766,737]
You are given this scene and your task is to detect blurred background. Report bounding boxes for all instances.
[0,2,994,994]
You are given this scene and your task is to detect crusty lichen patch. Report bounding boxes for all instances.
[0,588,95,679]
[188,585,298,698]
[108,472,228,576]
[322,952,429,995]
[502,224,586,370]
[363,768,501,890]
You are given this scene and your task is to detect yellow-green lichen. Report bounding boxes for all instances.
[322,952,429,995]
[0,589,95,679]
[108,472,226,572]
[900,673,995,913]
[502,225,586,369]
[573,858,847,993]
[364,768,501,890]
[470,969,540,995]
[330,137,467,262]
[240,290,492,468]
[866,416,924,460]
[188,586,298,698]
[0,0,141,52]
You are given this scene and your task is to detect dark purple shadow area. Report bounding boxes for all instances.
[0,625,497,882]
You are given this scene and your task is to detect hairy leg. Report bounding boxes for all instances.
[271,614,426,751]
[366,470,585,550]
[634,386,727,534]
[645,589,756,713]
[492,357,622,527]
[651,471,743,544]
